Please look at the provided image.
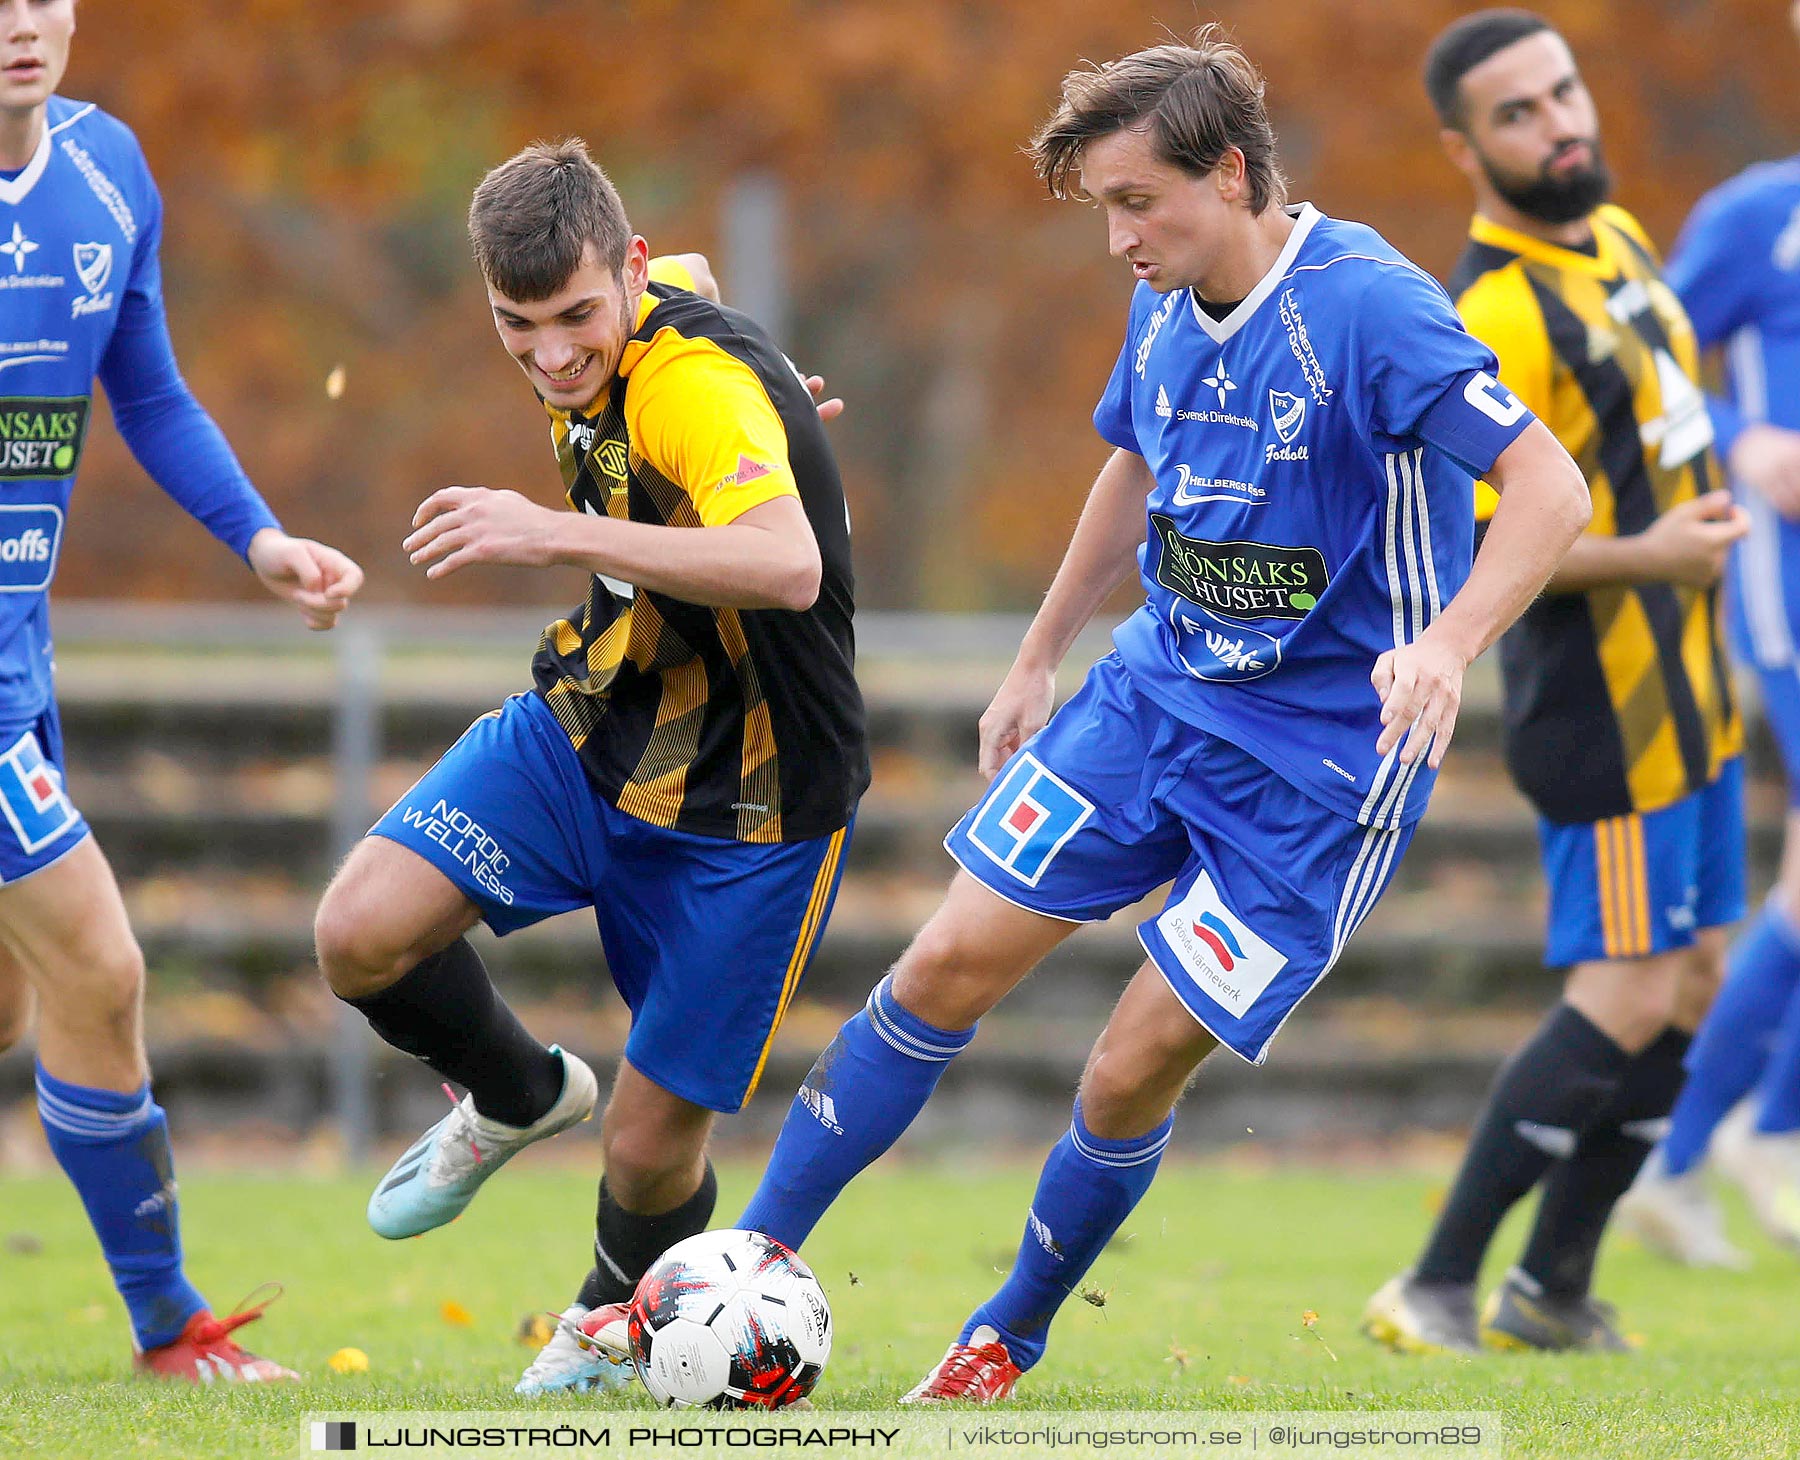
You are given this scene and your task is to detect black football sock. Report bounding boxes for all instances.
[1521,1026,1692,1298]
[341,937,565,1128]
[1413,1003,1633,1287]
[576,1161,719,1309]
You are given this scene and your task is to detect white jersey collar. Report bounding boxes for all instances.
[0,120,52,207]
[1186,202,1321,345]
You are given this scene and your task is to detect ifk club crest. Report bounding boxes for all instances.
[1269,388,1306,444]
[71,242,114,319]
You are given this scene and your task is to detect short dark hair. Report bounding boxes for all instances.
[468,138,630,302]
[1423,9,1555,129]
[1027,26,1288,214]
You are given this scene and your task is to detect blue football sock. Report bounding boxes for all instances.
[737,973,976,1251]
[1662,906,1800,1175]
[36,1063,207,1350]
[1754,971,1800,1135]
[961,1101,1173,1372]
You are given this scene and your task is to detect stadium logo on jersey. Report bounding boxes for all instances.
[69,242,114,319]
[1155,870,1288,1019]
[1269,389,1306,444]
[1155,384,1173,418]
[1134,291,1180,378]
[1279,288,1333,403]
[1171,464,1265,507]
[0,397,88,479]
[966,753,1094,887]
[1150,515,1328,622]
[0,729,79,856]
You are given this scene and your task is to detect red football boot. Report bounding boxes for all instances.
[574,1300,633,1362]
[900,1326,1023,1405]
[135,1286,299,1383]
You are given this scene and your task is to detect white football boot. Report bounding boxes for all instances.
[1714,1104,1800,1252]
[1615,1149,1750,1269]
[515,1303,635,1395]
[368,1047,598,1240]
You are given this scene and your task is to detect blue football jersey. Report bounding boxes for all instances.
[1094,205,1533,828]
[1666,158,1800,671]
[0,96,279,722]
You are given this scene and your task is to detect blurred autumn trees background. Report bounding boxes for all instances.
[60,0,1800,613]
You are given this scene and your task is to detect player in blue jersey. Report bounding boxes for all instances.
[1616,0,1800,1265]
[720,31,1589,1402]
[0,1,363,1381]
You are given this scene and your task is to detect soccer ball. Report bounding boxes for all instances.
[628,1228,832,1409]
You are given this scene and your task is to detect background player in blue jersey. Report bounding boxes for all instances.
[0,0,363,1381]
[1617,0,1800,1266]
[730,30,1589,1403]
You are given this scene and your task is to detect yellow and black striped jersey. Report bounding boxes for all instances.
[532,262,868,843]
[1454,205,1740,823]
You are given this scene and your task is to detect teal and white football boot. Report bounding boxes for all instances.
[368,1046,598,1240]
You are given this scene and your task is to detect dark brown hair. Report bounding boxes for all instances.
[1027,27,1288,213]
[468,138,630,302]
[1423,10,1555,130]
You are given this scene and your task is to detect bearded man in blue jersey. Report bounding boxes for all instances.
[0,0,362,1380]
[675,29,1592,1403]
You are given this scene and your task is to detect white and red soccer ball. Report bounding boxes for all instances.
[628,1228,832,1409]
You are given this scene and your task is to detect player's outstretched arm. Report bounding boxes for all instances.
[1373,418,1590,769]
[978,448,1152,779]
[247,528,366,632]
[404,485,821,611]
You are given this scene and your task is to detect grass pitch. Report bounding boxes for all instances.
[0,1159,1796,1459]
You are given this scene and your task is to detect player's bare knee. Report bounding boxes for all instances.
[892,918,1008,1027]
[0,984,31,1054]
[603,1120,705,1202]
[76,936,146,1017]
[314,884,406,998]
[1672,942,1729,1030]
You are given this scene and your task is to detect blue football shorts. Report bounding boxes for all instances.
[371,692,851,1112]
[943,653,1416,1065]
[0,702,88,884]
[1536,756,1746,967]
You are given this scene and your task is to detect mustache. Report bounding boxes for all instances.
[1543,139,1596,172]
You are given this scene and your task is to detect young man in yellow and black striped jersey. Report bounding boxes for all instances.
[1366,11,1749,1356]
[310,139,868,1392]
